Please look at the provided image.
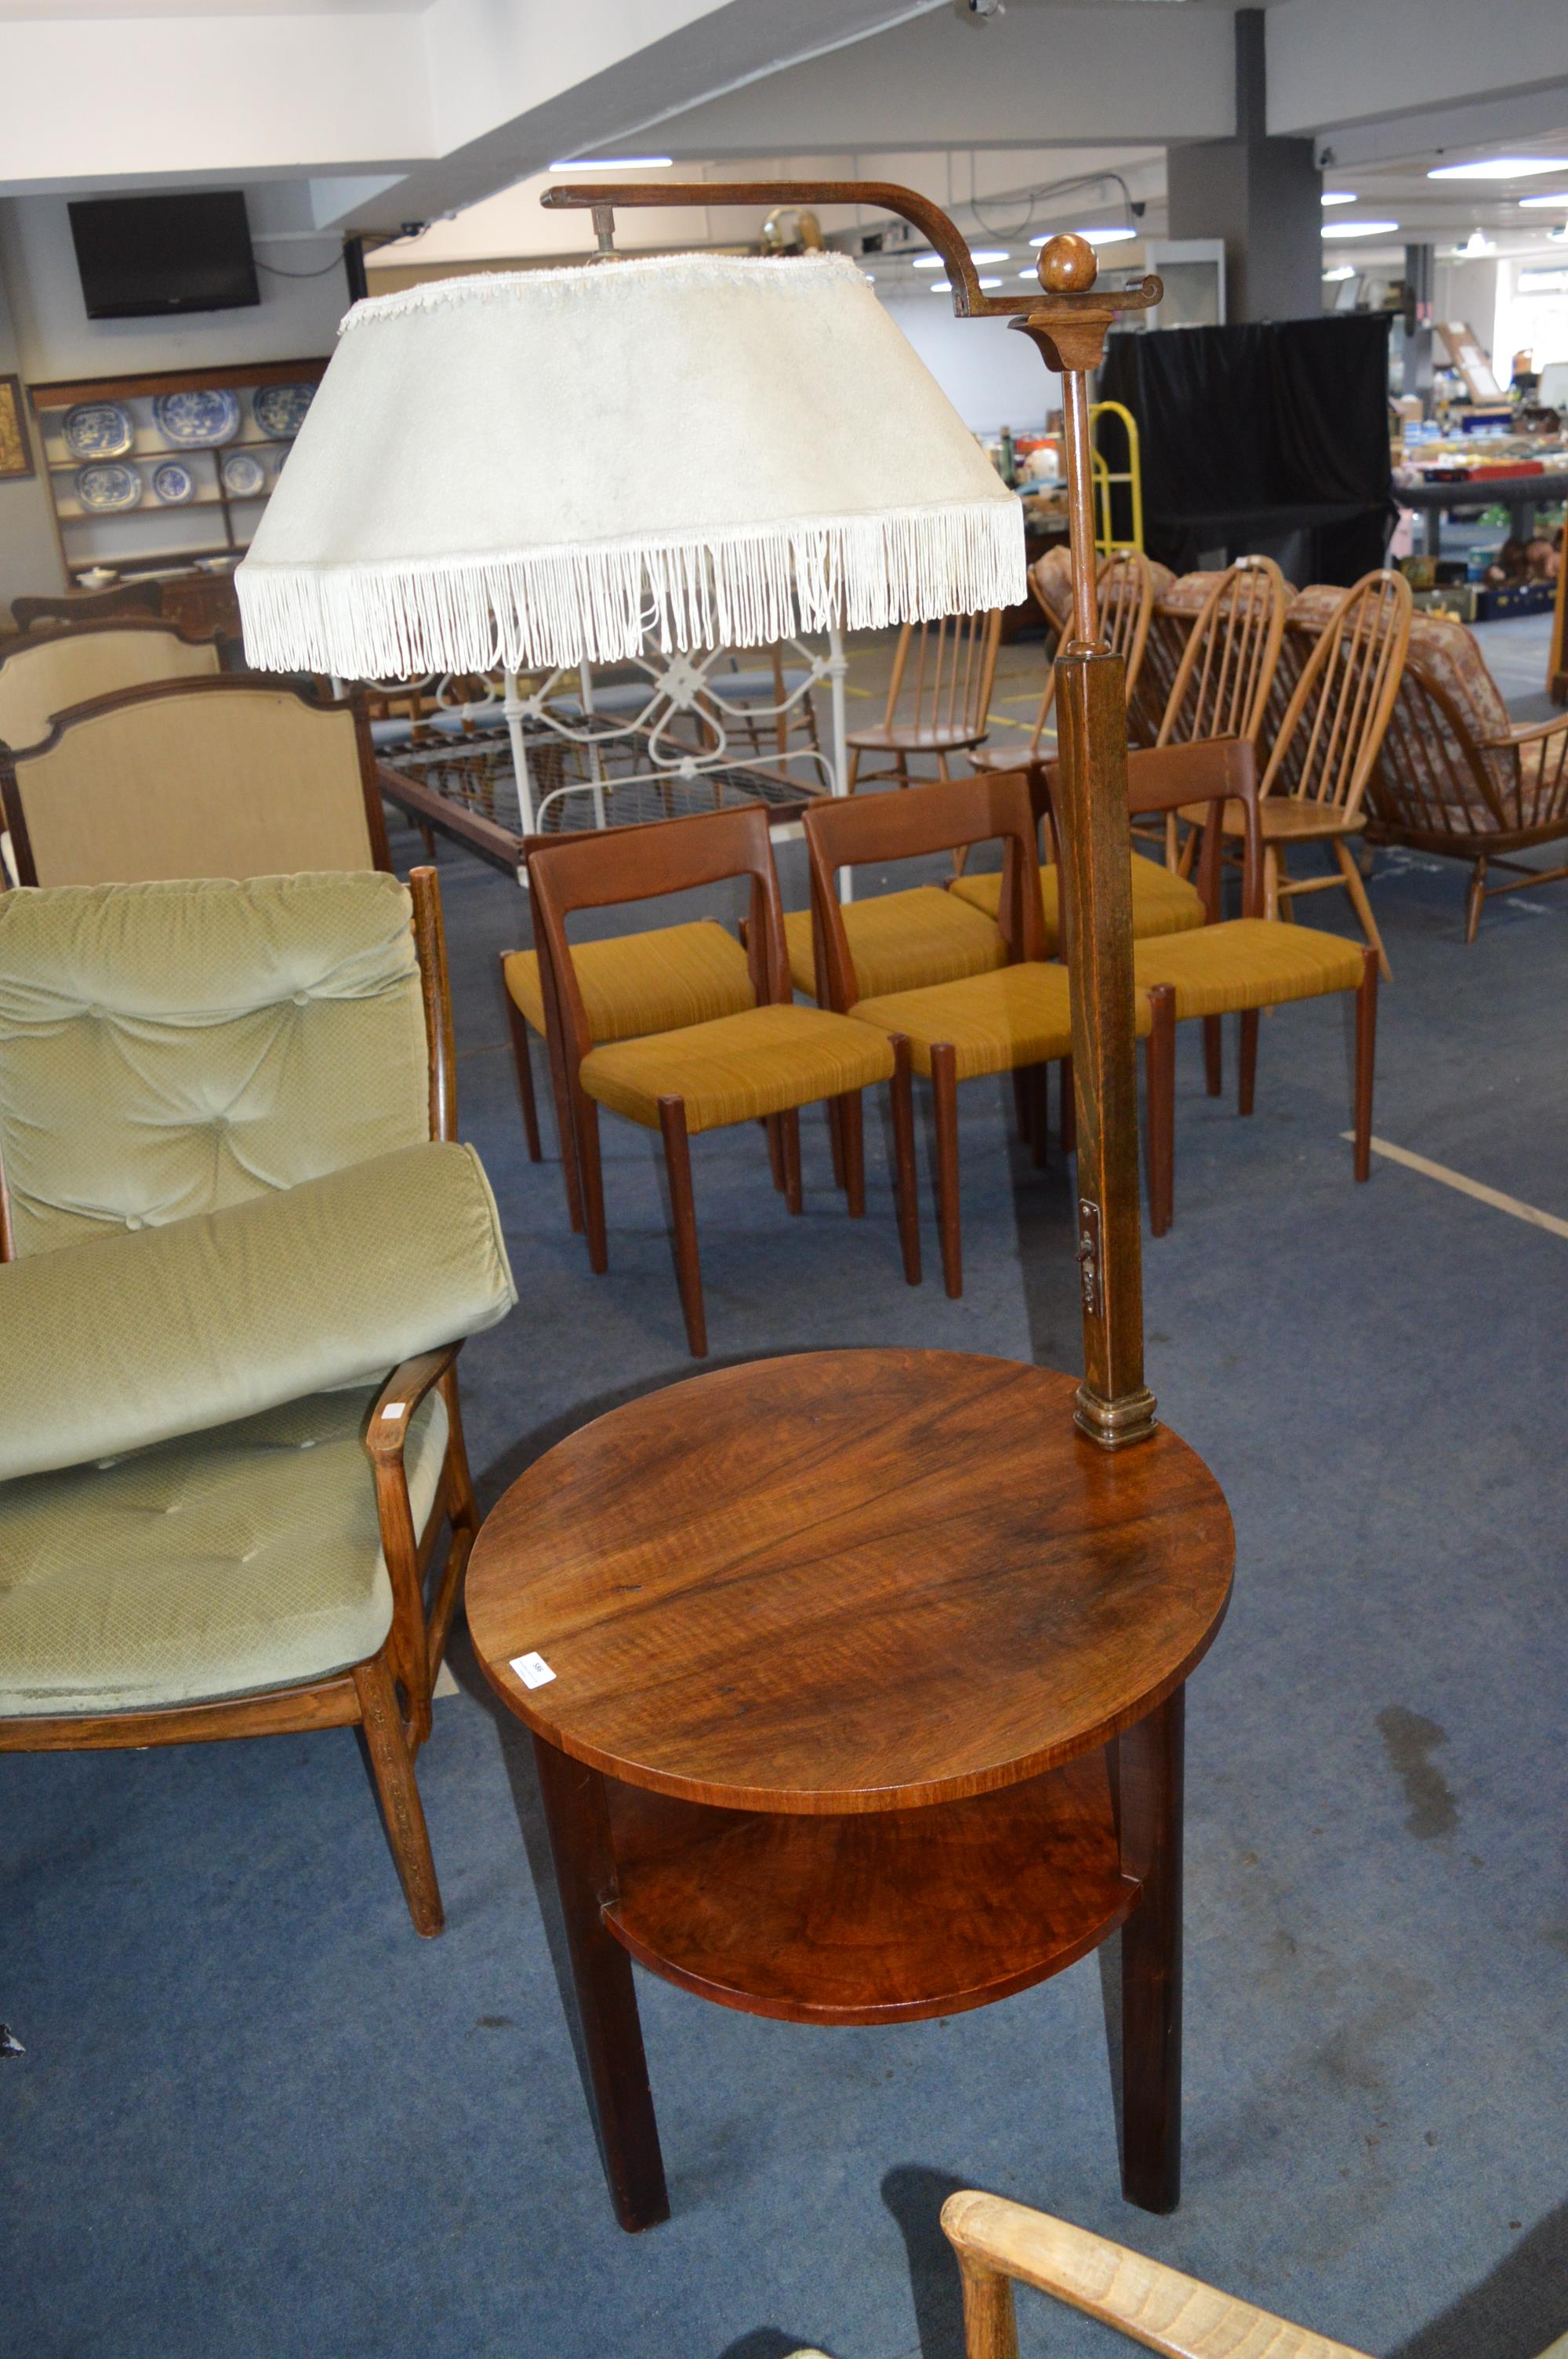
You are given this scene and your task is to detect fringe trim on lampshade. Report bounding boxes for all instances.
[237,501,1026,680]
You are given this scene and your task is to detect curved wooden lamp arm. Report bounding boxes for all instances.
[941,2192,1374,2359]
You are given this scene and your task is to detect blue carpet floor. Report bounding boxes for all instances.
[4,620,1567,2359]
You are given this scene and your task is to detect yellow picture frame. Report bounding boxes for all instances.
[0,374,37,482]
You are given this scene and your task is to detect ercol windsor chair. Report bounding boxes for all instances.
[0,616,220,754]
[1366,607,1568,939]
[971,547,1158,780]
[941,2190,1568,2359]
[805,772,1151,1298]
[1088,738,1377,1235]
[529,803,921,1356]
[0,869,510,1936]
[845,609,1004,790]
[1208,569,1413,980]
[0,674,393,887]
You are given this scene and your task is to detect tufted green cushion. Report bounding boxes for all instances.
[0,871,430,1257]
[0,1140,515,1482]
[0,1387,448,1716]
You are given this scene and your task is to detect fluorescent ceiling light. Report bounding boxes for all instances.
[1323,265,1356,282]
[1519,267,1568,290]
[1519,192,1568,209]
[928,279,953,293]
[912,253,946,269]
[548,156,673,172]
[970,249,1011,264]
[1323,219,1399,239]
[1461,228,1495,256]
[1428,156,1568,180]
[1321,191,1357,207]
[1028,225,1137,248]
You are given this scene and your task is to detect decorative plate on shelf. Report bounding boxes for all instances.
[220,451,266,498]
[151,460,196,505]
[152,388,241,447]
[75,462,143,512]
[252,382,315,440]
[63,402,134,459]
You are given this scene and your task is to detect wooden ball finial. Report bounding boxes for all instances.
[1037,233,1097,294]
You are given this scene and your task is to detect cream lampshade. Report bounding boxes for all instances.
[237,251,1025,679]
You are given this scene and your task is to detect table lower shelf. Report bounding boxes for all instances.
[604,1750,1134,2027]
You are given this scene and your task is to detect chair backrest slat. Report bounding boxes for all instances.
[1156,557,1287,750]
[1260,569,1413,821]
[882,610,1002,739]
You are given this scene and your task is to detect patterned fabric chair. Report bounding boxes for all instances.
[1365,609,1568,938]
[0,870,515,1935]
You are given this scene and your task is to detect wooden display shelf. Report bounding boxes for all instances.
[45,437,296,472]
[28,356,327,410]
[604,1750,1134,2026]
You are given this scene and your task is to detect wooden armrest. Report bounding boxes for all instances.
[1477,711,1568,751]
[940,2194,1373,2359]
[367,1344,462,1467]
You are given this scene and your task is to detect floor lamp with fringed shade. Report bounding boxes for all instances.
[239,187,1233,2231]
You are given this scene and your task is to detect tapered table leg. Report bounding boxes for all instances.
[1114,1686,1184,2213]
[532,1736,670,2231]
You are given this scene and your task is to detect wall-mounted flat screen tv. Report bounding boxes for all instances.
[68,190,260,320]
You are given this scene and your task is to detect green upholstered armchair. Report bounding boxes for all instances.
[0,867,516,1936]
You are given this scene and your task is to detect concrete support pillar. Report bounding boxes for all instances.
[1165,9,1321,322]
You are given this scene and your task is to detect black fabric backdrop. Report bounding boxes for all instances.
[1097,314,1394,584]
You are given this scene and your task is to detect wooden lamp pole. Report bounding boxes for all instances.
[543,180,1160,1446]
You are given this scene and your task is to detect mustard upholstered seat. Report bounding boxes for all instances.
[851,960,1142,1081]
[503,919,753,1043]
[950,852,1204,947]
[0,1389,448,1718]
[1132,918,1364,1017]
[581,1002,895,1132]
[784,884,1006,1000]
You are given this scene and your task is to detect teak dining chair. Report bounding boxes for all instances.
[0,869,500,1937]
[845,609,1004,791]
[1094,737,1378,1234]
[529,803,921,1356]
[1224,568,1413,980]
[805,772,1152,1297]
[972,550,1156,780]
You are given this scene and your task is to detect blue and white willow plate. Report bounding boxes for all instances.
[152,388,241,447]
[252,383,314,440]
[151,461,196,504]
[220,451,266,498]
[63,402,133,459]
[75,463,143,512]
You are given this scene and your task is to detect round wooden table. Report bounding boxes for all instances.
[467,1348,1232,2232]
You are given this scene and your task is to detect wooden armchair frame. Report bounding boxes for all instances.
[0,672,393,885]
[1368,652,1568,939]
[943,2190,1375,2359]
[846,608,1004,790]
[0,868,478,1939]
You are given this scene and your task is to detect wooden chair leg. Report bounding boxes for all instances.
[1144,987,1175,1238]
[1465,854,1488,944]
[531,1736,670,2234]
[574,1086,608,1274]
[931,1041,963,1299]
[779,1108,804,1216]
[1115,1685,1185,2215]
[1334,838,1392,982]
[838,1091,866,1217]
[956,2254,1021,2359]
[1029,1063,1050,1170]
[353,1651,443,1938]
[889,1038,922,1286]
[1353,948,1377,1183]
[846,747,861,793]
[1203,1015,1222,1098]
[1238,1009,1259,1118]
[656,1097,706,1358]
[1060,1055,1076,1157]
[503,985,543,1162]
